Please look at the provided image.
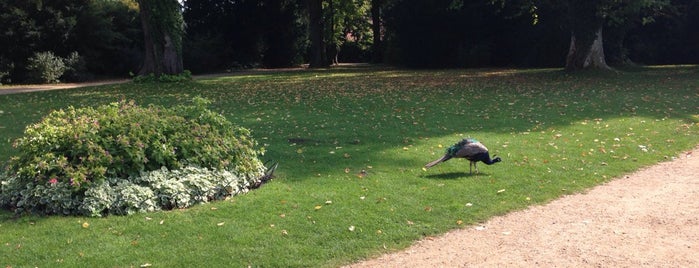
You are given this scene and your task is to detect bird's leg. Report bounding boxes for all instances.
[469,161,473,174]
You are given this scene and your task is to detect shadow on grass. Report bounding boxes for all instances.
[422,172,474,180]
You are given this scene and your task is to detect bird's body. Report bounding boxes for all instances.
[425,138,501,173]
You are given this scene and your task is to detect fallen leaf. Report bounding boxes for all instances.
[82,222,90,228]
[497,189,506,194]
[217,222,225,226]
[314,205,322,210]
[348,225,355,232]
[357,170,367,178]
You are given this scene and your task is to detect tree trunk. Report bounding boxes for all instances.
[565,27,611,71]
[604,25,637,67]
[307,0,327,68]
[137,0,184,76]
[370,0,383,63]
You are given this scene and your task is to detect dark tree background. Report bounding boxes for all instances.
[1,0,697,83]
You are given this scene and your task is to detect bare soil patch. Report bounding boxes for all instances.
[346,147,698,267]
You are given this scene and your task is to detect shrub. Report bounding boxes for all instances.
[133,70,192,83]
[0,70,8,85]
[62,52,91,82]
[0,97,267,216]
[0,57,11,85]
[26,51,67,83]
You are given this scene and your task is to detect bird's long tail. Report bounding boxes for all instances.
[251,161,278,189]
[424,154,452,168]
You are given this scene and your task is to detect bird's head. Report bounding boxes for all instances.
[492,155,502,163]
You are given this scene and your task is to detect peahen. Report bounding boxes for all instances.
[424,138,501,174]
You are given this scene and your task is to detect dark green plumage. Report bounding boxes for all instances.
[447,138,478,156]
[425,138,501,174]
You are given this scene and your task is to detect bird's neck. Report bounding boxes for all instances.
[482,154,497,165]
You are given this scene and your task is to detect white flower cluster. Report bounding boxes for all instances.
[1,165,264,217]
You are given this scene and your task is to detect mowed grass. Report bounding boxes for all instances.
[0,66,697,267]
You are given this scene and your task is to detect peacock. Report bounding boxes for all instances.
[424,138,501,174]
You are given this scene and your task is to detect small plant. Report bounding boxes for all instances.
[133,70,192,83]
[62,52,90,82]
[0,70,8,85]
[0,97,266,216]
[0,58,11,85]
[26,51,67,83]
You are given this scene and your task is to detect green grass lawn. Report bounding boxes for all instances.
[0,65,697,267]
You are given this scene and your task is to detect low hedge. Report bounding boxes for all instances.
[0,97,267,216]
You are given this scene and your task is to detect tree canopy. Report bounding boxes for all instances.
[0,0,696,83]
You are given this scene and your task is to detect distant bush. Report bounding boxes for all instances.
[0,97,266,216]
[62,52,92,82]
[26,51,67,83]
[24,51,92,83]
[0,71,8,85]
[0,57,10,85]
[133,70,192,83]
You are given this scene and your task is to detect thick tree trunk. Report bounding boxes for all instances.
[307,0,327,68]
[138,3,158,75]
[137,0,184,76]
[370,0,383,63]
[565,27,611,71]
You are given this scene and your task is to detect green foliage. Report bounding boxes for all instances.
[133,70,192,83]
[25,51,67,84]
[61,51,91,82]
[183,0,306,71]
[0,97,265,216]
[78,166,256,216]
[72,0,142,76]
[139,0,185,54]
[0,70,8,85]
[25,51,89,83]
[0,0,89,82]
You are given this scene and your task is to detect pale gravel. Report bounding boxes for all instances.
[346,147,698,268]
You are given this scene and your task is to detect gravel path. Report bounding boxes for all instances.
[0,79,130,95]
[346,148,698,267]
